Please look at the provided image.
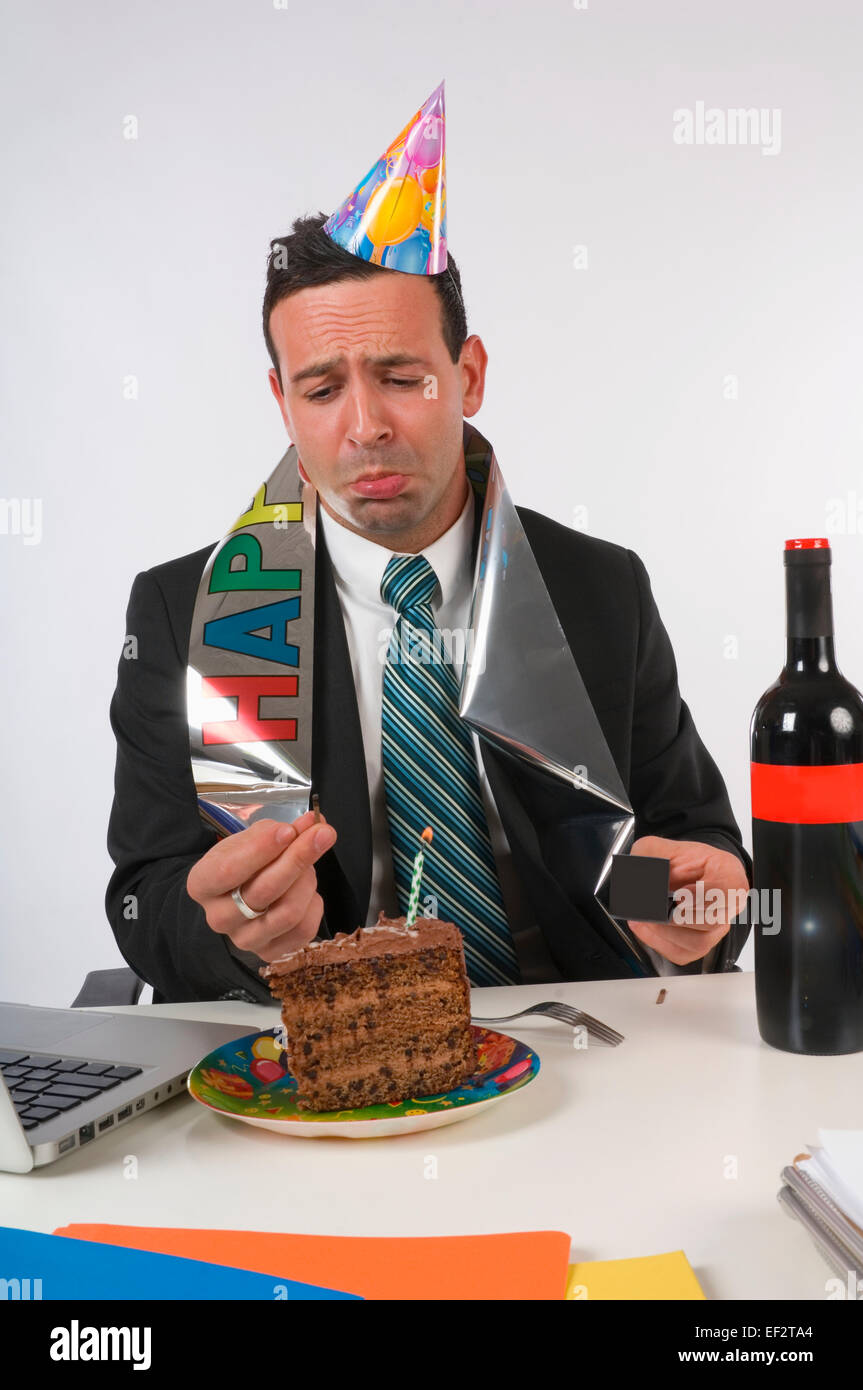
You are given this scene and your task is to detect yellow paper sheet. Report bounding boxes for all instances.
[566,1251,705,1300]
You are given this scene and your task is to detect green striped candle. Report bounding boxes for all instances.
[405,826,434,927]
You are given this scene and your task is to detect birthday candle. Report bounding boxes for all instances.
[405,826,433,927]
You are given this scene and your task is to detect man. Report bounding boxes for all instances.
[105,214,751,1003]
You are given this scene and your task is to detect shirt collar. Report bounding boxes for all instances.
[317,478,476,612]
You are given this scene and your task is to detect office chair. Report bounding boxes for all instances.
[71,968,260,1007]
[72,967,145,1008]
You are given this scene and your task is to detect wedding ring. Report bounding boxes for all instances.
[232,886,266,920]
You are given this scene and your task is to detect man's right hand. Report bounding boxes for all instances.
[186,811,337,962]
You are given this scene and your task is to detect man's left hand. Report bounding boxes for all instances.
[626,835,750,966]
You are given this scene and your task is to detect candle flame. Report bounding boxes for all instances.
[420,826,433,844]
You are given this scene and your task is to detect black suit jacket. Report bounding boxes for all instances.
[105,501,753,1002]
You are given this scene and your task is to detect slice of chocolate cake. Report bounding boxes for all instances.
[260,912,477,1112]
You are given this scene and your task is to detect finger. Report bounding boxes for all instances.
[235,822,336,915]
[253,867,320,938]
[188,817,298,904]
[630,835,714,879]
[670,882,700,925]
[670,882,737,927]
[229,868,320,953]
[629,836,675,856]
[669,870,750,925]
[258,892,326,964]
[668,854,739,896]
[632,839,744,898]
[188,810,326,905]
[627,917,730,966]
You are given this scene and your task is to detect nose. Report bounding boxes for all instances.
[343,380,392,450]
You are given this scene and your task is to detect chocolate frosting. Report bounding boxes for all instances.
[260,911,462,979]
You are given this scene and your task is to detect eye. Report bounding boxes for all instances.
[306,376,420,401]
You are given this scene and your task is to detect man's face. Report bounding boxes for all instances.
[267,272,486,550]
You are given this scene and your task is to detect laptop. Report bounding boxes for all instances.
[0,1001,252,1173]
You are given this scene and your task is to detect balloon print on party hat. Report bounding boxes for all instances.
[323,80,446,275]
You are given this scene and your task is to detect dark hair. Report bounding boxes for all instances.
[262,213,467,391]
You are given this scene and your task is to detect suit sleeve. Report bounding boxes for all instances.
[626,549,752,973]
[104,568,270,1002]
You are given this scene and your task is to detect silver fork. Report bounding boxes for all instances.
[471,1000,624,1046]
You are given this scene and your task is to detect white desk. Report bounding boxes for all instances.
[2,972,858,1300]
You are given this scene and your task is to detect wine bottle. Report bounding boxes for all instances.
[750,538,863,1054]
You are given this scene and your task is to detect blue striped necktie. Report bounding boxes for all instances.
[380,552,522,986]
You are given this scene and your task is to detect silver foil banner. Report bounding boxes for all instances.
[460,428,653,970]
[187,462,318,836]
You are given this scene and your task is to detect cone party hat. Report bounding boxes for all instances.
[323,80,446,274]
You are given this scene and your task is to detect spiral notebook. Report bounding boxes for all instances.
[778,1129,863,1280]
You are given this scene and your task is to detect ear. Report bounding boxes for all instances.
[268,367,294,440]
[268,367,283,406]
[460,335,488,418]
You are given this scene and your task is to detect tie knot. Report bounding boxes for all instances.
[380,553,439,614]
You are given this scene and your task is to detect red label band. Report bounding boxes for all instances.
[751,761,863,823]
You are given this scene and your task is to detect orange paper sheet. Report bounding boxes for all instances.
[53,1225,571,1300]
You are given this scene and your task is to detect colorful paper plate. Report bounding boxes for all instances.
[187,1026,539,1138]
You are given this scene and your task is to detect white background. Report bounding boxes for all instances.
[2,0,862,1005]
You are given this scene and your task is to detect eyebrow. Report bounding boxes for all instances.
[289,353,432,386]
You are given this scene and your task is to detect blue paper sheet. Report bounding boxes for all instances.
[0,1226,362,1300]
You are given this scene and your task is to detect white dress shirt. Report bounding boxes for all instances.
[318,485,711,981]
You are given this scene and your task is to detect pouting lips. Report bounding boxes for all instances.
[350,473,408,499]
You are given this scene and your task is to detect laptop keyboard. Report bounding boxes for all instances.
[0,1049,143,1131]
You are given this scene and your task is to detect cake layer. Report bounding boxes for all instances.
[272,971,457,1010]
[284,995,472,1039]
[285,1018,474,1068]
[285,1022,466,1053]
[294,1046,473,1087]
[293,1048,476,1112]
